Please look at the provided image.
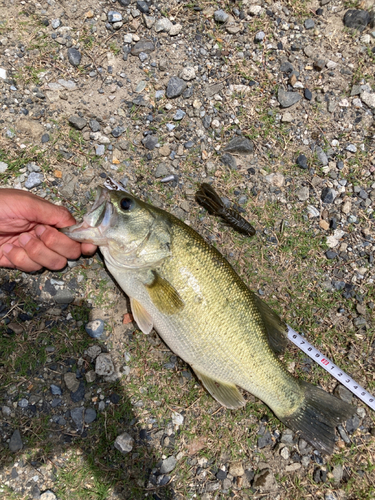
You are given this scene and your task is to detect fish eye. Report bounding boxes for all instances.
[120,197,134,211]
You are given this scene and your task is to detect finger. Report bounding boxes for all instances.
[0,249,17,269]
[81,243,97,256]
[26,196,77,228]
[18,233,68,270]
[34,225,81,260]
[1,243,43,272]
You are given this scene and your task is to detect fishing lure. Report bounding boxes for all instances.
[195,183,256,237]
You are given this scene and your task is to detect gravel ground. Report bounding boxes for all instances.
[0,0,375,499]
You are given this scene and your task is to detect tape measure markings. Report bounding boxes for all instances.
[287,325,375,412]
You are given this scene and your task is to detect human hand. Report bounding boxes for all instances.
[0,189,97,272]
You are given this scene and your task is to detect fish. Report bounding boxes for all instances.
[61,184,354,454]
[195,183,256,237]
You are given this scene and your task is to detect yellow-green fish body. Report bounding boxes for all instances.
[62,186,354,454]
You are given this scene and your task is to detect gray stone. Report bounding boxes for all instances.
[107,11,122,23]
[27,162,41,172]
[89,119,101,132]
[224,137,254,154]
[332,464,343,484]
[321,187,337,203]
[50,384,62,396]
[296,154,308,169]
[95,353,115,376]
[114,432,134,453]
[54,289,74,304]
[278,88,302,108]
[255,31,265,42]
[84,408,97,424]
[343,9,370,32]
[166,76,187,98]
[131,40,155,56]
[0,161,8,173]
[96,145,105,156]
[160,456,177,473]
[51,19,61,29]
[346,414,360,434]
[155,163,170,178]
[85,319,105,339]
[67,48,82,67]
[71,407,85,428]
[112,126,125,138]
[9,429,23,452]
[64,372,80,392]
[214,10,229,23]
[25,172,44,189]
[41,133,50,143]
[137,1,149,13]
[314,59,326,71]
[69,115,87,130]
[304,19,315,29]
[70,381,85,403]
[142,135,158,150]
[315,146,328,166]
[346,144,357,153]
[173,109,185,121]
[220,153,237,169]
[296,187,310,201]
[2,405,11,416]
[253,469,277,491]
[257,431,273,449]
[18,398,28,408]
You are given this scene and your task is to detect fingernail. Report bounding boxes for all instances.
[2,243,13,254]
[35,225,46,237]
[19,233,32,246]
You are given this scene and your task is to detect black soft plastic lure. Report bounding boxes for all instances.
[195,183,256,237]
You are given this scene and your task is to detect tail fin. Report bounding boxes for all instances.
[279,381,355,454]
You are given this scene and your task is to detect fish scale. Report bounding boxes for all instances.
[61,185,356,454]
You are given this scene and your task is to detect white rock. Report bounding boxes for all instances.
[169,23,182,36]
[0,161,8,173]
[326,60,337,69]
[360,34,371,44]
[114,432,133,454]
[172,412,184,426]
[154,18,172,33]
[0,68,7,79]
[307,205,320,218]
[248,5,264,16]
[265,172,285,187]
[229,84,251,93]
[352,98,362,108]
[360,91,375,109]
[123,33,133,43]
[281,112,293,122]
[179,67,196,81]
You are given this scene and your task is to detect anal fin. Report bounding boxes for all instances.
[193,368,245,409]
[130,297,153,335]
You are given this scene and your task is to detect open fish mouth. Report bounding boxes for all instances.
[60,186,114,245]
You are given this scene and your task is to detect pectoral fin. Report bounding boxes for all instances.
[130,297,153,335]
[193,368,245,409]
[146,272,184,315]
[253,294,288,354]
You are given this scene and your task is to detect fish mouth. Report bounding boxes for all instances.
[60,186,114,245]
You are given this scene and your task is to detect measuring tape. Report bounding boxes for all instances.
[288,325,375,412]
[103,178,375,412]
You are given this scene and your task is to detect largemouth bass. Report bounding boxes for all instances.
[62,185,354,454]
